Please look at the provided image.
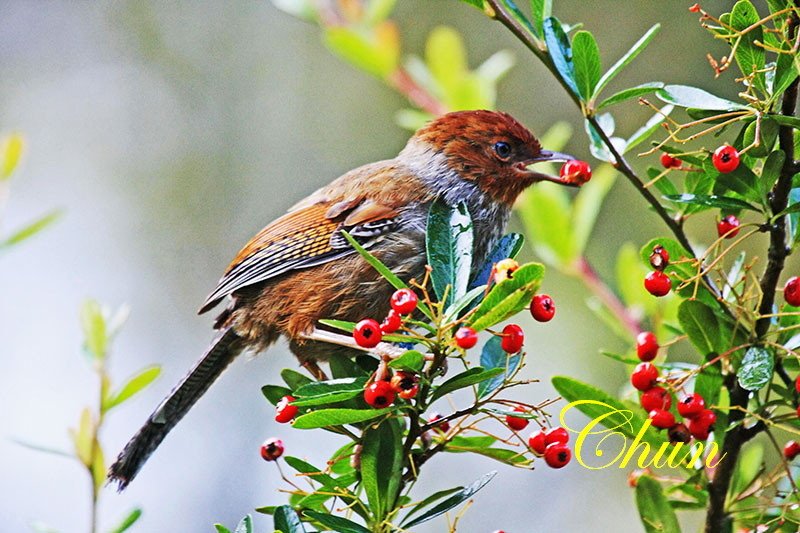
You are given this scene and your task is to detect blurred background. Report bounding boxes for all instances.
[0,1,735,531]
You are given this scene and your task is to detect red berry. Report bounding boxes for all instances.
[717,215,740,239]
[641,386,672,412]
[687,409,716,440]
[544,442,571,468]
[380,310,402,334]
[531,294,556,322]
[649,245,670,271]
[544,427,570,445]
[560,160,592,184]
[712,145,740,173]
[260,438,284,461]
[785,277,800,307]
[660,153,681,169]
[364,381,395,408]
[644,270,672,297]
[631,363,659,391]
[500,324,524,353]
[677,393,706,418]
[353,319,382,348]
[784,440,800,461]
[390,371,419,400]
[796,374,800,393]
[636,331,659,362]
[454,326,479,349]
[668,423,691,444]
[648,409,676,429]
[390,288,418,315]
[275,395,298,424]
[528,430,547,455]
[428,413,450,433]
[689,3,701,12]
[506,405,529,431]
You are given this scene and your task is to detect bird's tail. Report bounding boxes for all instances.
[108,327,245,490]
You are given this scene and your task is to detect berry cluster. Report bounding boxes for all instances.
[353,288,419,349]
[528,426,572,469]
[631,330,716,441]
[644,244,672,297]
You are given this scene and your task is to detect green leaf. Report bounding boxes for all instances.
[443,284,487,322]
[635,476,681,533]
[290,377,369,407]
[552,376,664,446]
[770,114,800,130]
[664,194,758,212]
[444,435,530,465]
[762,150,785,199]
[572,31,601,101]
[738,346,774,391]
[427,201,473,307]
[625,106,673,153]
[743,118,778,157]
[426,26,467,92]
[80,300,108,361]
[711,159,761,203]
[387,350,425,372]
[470,233,524,289]
[657,84,748,111]
[458,0,485,8]
[303,511,370,533]
[731,0,766,94]
[529,0,552,38]
[341,231,433,320]
[292,407,395,429]
[695,363,723,409]
[597,82,664,110]
[594,24,660,100]
[431,366,504,402]
[214,526,231,533]
[274,506,305,533]
[108,508,142,533]
[361,419,403,522]
[103,366,161,411]
[284,456,336,487]
[1,209,61,248]
[324,26,399,79]
[281,368,313,390]
[0,133,24,180]
[543,17,579,96]
[477,336,522,398]
[468,263,545,331]
[261,385,293,405]
[233,515,253,533]
[518,183,575,265]
[678,300,721,355]
[571,165,617,255]
[401,471,496,528]
[402,487,463,527]
[773,49,799,98]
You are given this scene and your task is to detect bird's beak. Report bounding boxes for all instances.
[517,150,580,188]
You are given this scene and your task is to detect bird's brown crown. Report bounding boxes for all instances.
[412,110,549,205]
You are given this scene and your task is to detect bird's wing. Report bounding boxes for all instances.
[198,168,422,314]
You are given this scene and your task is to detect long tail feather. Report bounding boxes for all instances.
[108,327,245,490]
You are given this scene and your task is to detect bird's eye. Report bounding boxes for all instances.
[493,141,512,160]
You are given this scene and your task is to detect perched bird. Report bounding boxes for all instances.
[108,109,577,489]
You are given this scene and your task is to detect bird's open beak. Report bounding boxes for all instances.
[517,150,580,187]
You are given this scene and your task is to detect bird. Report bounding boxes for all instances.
[108,109,578,489]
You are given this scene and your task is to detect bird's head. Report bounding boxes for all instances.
[405,110,581,205]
